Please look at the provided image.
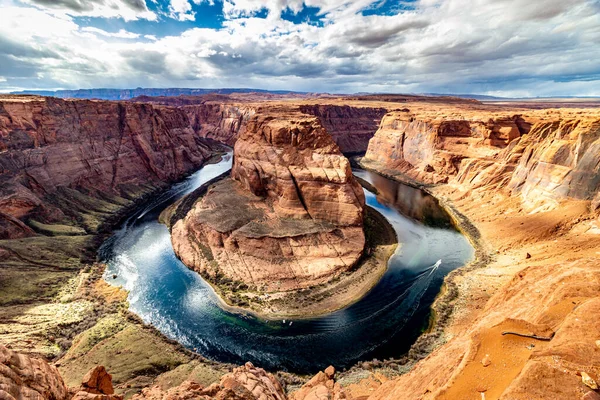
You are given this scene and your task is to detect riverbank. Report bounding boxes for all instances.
[349,157,600,399]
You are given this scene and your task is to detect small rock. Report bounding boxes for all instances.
[112,274,117,279]
[81,366,115,395]
[481,354,491,367]
[525,253,531,259]
[324,365,335,379]
[595,339,600,350]
[582,372,599,390]
[582,391,600,400]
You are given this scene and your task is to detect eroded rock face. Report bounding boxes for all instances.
[506,118,600,211]
[184,103,255,146]
[299,105,387,153]
[0,96,219,239]
[0,344,69,400]
[232,114,365,226]
[134,362,286,400]
[364,108,600,211]
[172,112,365,292]
[364,111,530,185]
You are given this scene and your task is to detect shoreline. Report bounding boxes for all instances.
[354,157,492,367]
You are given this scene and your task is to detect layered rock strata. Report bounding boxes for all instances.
[172,111,366,292]
[0,96,222,239]
[364,108,600,211]
[299,104,387,153]
[364,110,531,184]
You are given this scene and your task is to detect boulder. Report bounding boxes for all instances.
[0,344,69,400]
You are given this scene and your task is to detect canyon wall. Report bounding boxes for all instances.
[361,105,600,399]
[299,104,387,153]
[0,96,223,239]
[132,97,386,152]
[171,110,366,292]
[363,108,600,211]
[184,103,255,146]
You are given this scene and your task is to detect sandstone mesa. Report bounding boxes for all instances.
[171,110,366,293]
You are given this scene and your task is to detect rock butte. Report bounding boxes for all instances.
[171,110,366,292]
[1,93,600,399]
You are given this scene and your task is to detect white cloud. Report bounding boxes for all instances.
[81,27,140,39]
[168,0,195,21]
[18,0,157,21]
[1,0,600,96]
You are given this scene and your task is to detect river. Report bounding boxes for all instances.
[101,152,474,374]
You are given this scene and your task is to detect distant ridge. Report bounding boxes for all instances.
[10,87,308,101]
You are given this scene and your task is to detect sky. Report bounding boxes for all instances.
[0,0,599,96]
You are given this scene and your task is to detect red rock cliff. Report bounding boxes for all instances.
[364,107,600,210]
[0,96,219,239]
[299,104,387,153]
[171,110,366,292]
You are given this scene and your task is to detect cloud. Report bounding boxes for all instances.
[19,0,157,20]
[1,0,600,96]
[168,0,195,21]
[81,27,140,39]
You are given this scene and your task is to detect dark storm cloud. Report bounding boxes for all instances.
[0,36,61,59]
[347,19,430,47]
[121,50,167,74]
[0,54,42,77]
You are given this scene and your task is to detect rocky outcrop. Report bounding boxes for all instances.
[0,96,219,239]
[71,366,122,400]
[172,111,365,292]
[0,344,69,400]
[299,105,387,153]
[0,344,343,400]
[291,366,347,400]
[133,362,285,400]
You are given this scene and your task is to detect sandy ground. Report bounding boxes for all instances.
[339,164,600,400]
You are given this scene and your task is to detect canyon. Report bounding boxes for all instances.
[0,93,599,400]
